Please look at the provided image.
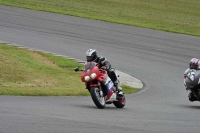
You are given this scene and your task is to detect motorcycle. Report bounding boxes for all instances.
[185,69,200,101]
[74,61,126,109]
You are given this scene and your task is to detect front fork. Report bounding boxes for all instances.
[88,81,104,97]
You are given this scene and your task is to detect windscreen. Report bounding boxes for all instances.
[83,62,96,72]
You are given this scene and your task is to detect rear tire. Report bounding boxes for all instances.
[90,87,106,109]
[113,95,126,108]
[197,91,200,101]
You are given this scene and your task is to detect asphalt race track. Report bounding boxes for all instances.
[1,5,200,133]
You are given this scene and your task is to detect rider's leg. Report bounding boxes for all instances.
[107,69,124,97]
[109,70,122,91]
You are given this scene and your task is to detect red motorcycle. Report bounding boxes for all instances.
[75,62,126,109]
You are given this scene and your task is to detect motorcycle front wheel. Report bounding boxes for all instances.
[113,95,126,108]
[90,87,106,109]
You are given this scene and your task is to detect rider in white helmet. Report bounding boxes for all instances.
[86,49,122,93]
[184,58,200,102]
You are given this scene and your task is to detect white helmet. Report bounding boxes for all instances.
[189,58,200,70]
[86,49,98,62]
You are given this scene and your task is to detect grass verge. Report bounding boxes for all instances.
[0,0,199,37]
[0,43,140,96]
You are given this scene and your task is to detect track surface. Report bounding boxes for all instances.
[1,5,200,133]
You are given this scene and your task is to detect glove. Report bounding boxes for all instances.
[101,66,107,70]
[99,57,106,64]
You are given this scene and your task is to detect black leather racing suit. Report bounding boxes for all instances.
[94,56,118,83]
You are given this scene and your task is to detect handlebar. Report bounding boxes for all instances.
[74,67,84,72]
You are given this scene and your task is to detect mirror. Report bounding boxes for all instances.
[74,67,79,72]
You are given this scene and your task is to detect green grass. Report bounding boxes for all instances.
[121,85,140,94]
[0,0,199,36]
[0,43,86,96]
[0,44,139,96]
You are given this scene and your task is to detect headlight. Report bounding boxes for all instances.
[90,73,97,79]
[84,76,90,81]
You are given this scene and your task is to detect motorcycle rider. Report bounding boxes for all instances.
[184,58,200,102]
[85,49,123,94]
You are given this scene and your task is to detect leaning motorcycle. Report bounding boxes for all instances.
[75,62,126,109]
[185,69,200,101]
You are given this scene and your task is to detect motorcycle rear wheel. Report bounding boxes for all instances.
[197,91,200,101]
[90,87,106,109]
[113,95,126,108]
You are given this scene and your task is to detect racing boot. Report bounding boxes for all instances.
[114,80,124,97]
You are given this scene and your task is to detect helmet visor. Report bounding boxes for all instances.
[87,56,93,62]
[190,64,197,69]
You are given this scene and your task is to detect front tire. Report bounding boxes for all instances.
[90,87,106,109]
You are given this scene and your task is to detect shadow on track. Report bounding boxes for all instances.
[71,103,128,110]
[178,104,200,109]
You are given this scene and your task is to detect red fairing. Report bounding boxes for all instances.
[81,65,107,83]
[97,70,107,82]
[106,87,115,101]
